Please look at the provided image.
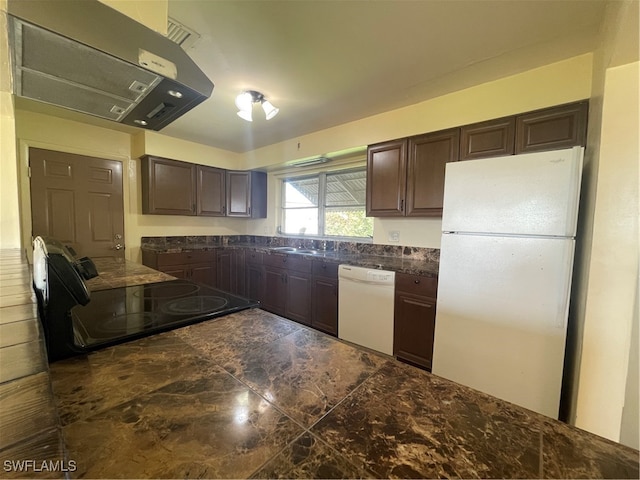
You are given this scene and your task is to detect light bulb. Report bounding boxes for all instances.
[237,110,253,122]
[262,100,279,120]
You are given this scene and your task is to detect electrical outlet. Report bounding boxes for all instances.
[389,230,400,242]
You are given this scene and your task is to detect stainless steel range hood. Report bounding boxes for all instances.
[6,0,214,131]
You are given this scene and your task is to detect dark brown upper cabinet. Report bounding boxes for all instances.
[141,155,267,218]
[367,130,459,218]
[515,101,588,154]
[366,139,407,217]
[460,117,515,161]
[406,128,460,217]
[141,155,197,215]
[197,165,226,216]
[226,170,267,218]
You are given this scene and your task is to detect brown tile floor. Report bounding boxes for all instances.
[48,308,639,479]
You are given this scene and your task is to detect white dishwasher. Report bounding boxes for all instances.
[338,265,395,355]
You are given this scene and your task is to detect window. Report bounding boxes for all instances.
[281,168,373,238]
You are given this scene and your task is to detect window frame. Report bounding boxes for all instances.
[279,166,372,241]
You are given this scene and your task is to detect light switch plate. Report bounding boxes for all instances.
[389,230,400,242]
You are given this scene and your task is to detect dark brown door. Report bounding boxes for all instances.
[366,139,407,217]
[30,148,124,258]
[226,171,251,217]
[190,263,216,287]
[312,277,338,335]
[393,293,436,370]
[285,271,311,325]
[246,263,264,304]
[262,266,286,315]
[141,156,197,215]
[197,165,226,216]
[406,128,460,217]
[460,117,515,160]
[515,101,588,154]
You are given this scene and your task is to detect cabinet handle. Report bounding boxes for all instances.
[414,279,420,284]
[400,199,404,212]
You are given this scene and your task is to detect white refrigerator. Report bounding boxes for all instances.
[432,146,584,419]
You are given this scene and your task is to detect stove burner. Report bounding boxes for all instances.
[133,282,200,299]
[92,312,155,337]
[161,296,229,315]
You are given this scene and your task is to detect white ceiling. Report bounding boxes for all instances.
[157,0,610,154]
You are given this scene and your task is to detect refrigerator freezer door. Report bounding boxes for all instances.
[432,233,575,418]
[442,147,583,237]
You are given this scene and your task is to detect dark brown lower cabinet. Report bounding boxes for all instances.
[245,251,264,304]
[262,265,287,316]
[216,248,245,295]
[142,250,216,287]
[261,254,312,325]
[311,260,338,336]
[393,273,438,371]
[285,271,312,325]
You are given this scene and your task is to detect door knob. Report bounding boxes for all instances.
[113,244,124,250]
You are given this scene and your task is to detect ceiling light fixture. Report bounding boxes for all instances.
[235,90,279,122]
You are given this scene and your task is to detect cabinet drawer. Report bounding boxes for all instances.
[312,260,339,279]
[156,251,216,267]
[395,272,437,298]
[263,253,312,273]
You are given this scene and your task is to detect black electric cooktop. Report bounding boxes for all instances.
[71,279,259,349]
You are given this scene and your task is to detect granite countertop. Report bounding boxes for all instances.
[85,257,175,291]
[142,243,440,277]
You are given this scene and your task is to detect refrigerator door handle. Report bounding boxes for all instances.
[556,245,575,329]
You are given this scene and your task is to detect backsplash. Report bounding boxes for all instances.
[141,235,439,262]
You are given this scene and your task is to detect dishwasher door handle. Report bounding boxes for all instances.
[339,277,392,286]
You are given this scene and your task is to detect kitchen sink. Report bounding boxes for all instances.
[269,246,322,255]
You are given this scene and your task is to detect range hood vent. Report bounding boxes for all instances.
[167,17,200,50]
[6,0,213,131]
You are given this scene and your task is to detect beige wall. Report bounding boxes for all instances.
[98,0,167,35]
[562,0,639,448]
[575,61,639,445]
[0,2,21,249]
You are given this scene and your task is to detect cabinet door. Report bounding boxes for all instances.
[285,271,312,326]
[366,139,407,217]
[226,171,267,218]
[393,292,436,370]
[190,263,217,287]
[460,117,515,161]
[515,101,588,154]
[161,265,189,280]
[406,129,459,217]
[262,266,287,316]
[141,156,196,215]
[197,165,226,216]
[216,249,235,292]
[246,263,264,304]
[312,277,338,336]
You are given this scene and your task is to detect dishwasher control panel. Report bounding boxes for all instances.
[338,265,395,285]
